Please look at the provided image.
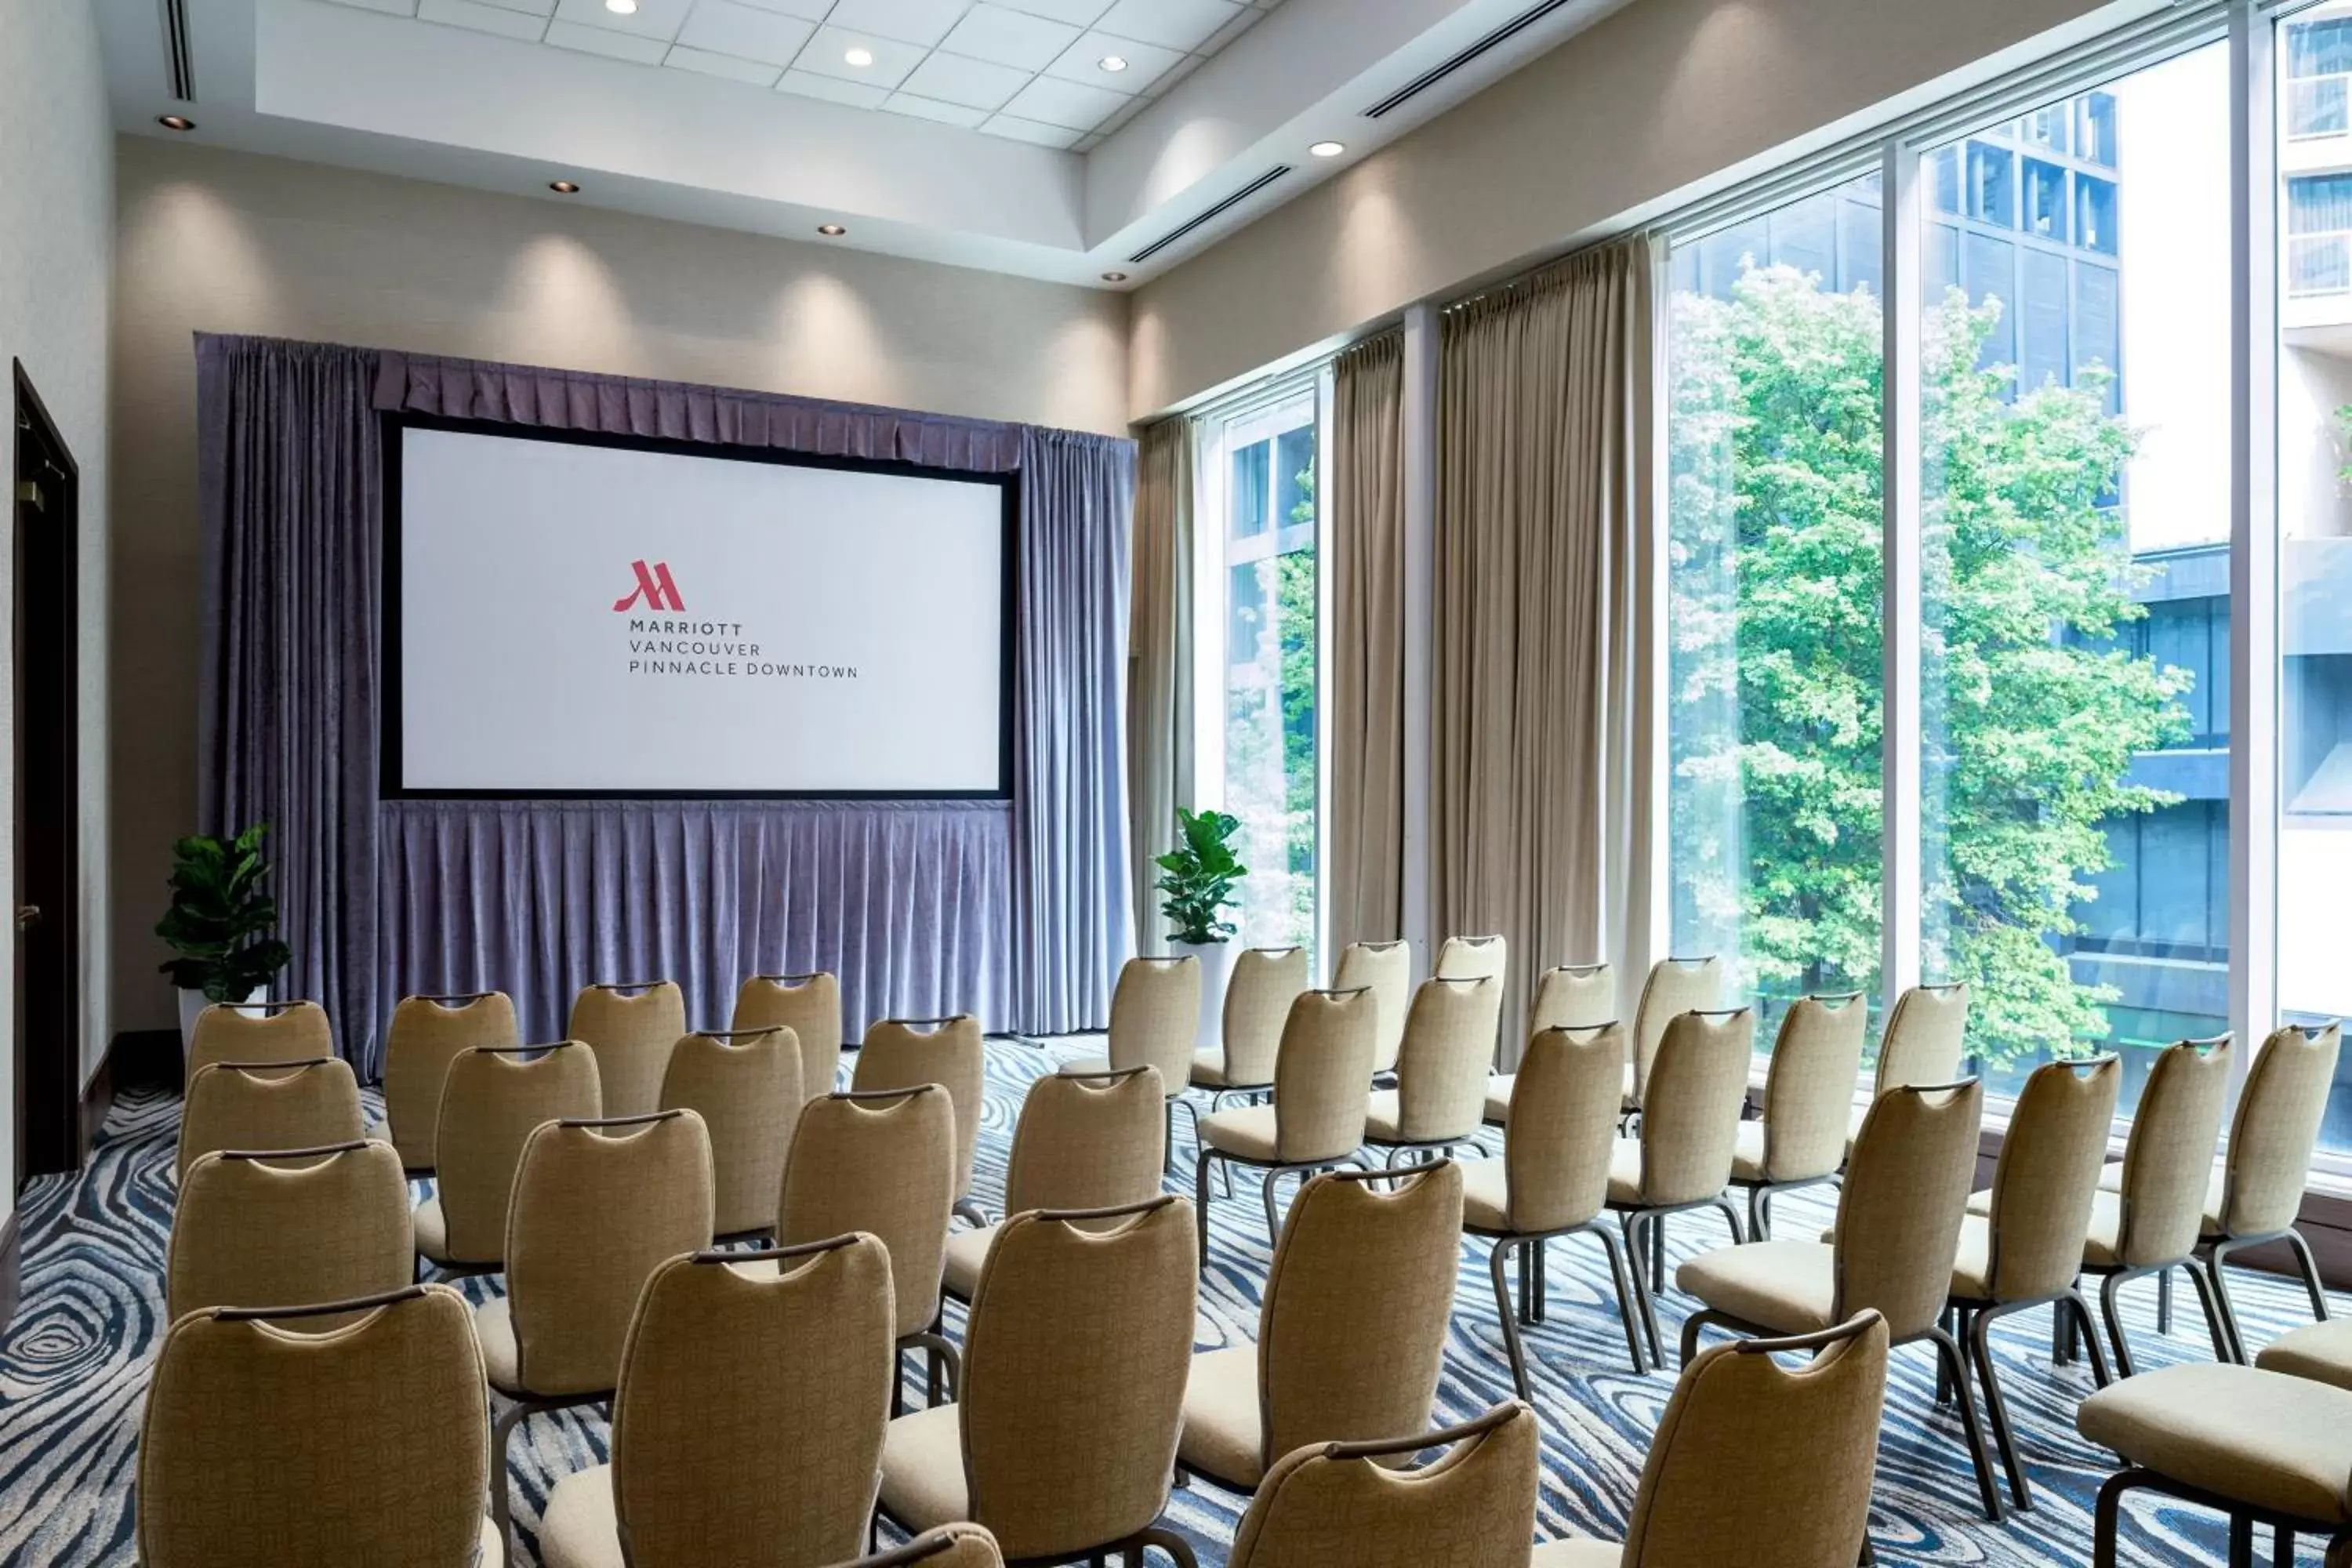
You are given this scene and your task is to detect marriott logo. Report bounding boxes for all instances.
[612,560,685,613]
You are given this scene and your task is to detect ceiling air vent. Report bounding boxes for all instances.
[1126,166,1294,265]
[1361,0,1580,119]
[160,0,197,103]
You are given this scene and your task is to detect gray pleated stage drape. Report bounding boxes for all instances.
[195,335,1132,1075]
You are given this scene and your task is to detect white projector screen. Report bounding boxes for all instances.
[387,422,1014,798]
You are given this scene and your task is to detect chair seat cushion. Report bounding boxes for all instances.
[1192,1051,1269,1091]
[1674,1240,1837,1336]
[1484,1075,1514,1126]
[537,1465,621,1568]
[474,1295,522,1395]
[1178,1345,1264,1490]
[1947,1214,1994,1300]
[1530,1538,1623,1567]
[2077,1363,2352,1525]
[1730,1121,1766,1183]
[414,1196,452,1263]
[1201,1105,1282,1163]
[1460,1157,1512,1234]
[1364,1090,1404,1143]
[942,1222,998,1302]
[1604,1139,1644,1207]
[1063,1055,1112,1077]
[2257,1320,2352,1394]
[1621,1062,1637,1112]
[877,1403,971,1533]
[482,1515,506,1568]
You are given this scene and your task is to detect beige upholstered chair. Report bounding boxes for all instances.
[1530,1312,1889,1568]
[779,1086,960,1410]
[1363,977,1504,1164]
[1730,993,1868,1238]
[1464,1023,1645,1392]
[944,1065,1167,1304]
[416,1040,602,1272]
[1063,955,1200,1167]
[568,979,688,1119]
[854,1014,989,1224]
[1847,982,1972,1152]
[1226,1401,1541,1568]
[138,1284,497,1568]
[1190,946,1311,1102]
[2256,1318,2352,1392]
[1434,933,1508,983]
[1945,1054,2119,1511]
[1679,1079,2000,1519]
[167,1139,414,1326]
[659,1025,801,1240]
[539,1232,898,1568]
[183,999,334,1083]
[480,1109,716,1555]
[1194,988,1379,1261]
[1605,1008,1753,1365]
[377,990,518,1173]
[877,1196,1200,1566]
[1179,1163,1465,1495]
[1334,940,1413,1077]
[176,1057,364,1181]
[1624,956,1722,1114]
[829,1525,1005,1568]
[734,971,846,1103]
[1484,962,1614,1125]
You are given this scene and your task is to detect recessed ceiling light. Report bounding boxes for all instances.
[1309,140,1346,158]
[157,114,195,132]
[549,180,581,194]
[844,45,875,67]
[818,223,848,237]
[1098,54,1128,72]
[1102,271,1130,283]
[604,0,637,13]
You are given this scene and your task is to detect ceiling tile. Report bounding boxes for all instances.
[545,17,670,59]
[988,0,1110,24]
[979,113,1083,149]
[898,49,1029,111]
[550,0,692,40]
[317,0,419,16]
[663,42,785,82]
[999,72,1125,130]
[938,3,1079,71]
[777,68,893,107]
[1199,6,1264,54]
[795,24,927,88]
[416,0,551,41]
[675,0,814,64]
[728,0,834,16]
[882,93,992,127]
[1044,29,1178,93]
[826,0,974,49]
[1094,0,1240,53]
[470,0,556,14]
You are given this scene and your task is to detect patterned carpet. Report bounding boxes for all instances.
[0,1036,2327,1565]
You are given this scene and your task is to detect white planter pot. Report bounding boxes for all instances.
[178,985,267,1061]
[1169,939,1235,1057]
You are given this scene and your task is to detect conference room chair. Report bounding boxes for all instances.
[875,1196,1199,1568]
[1363,976,1504,1167]
[1189,945,1311,1106]
[734,970,845,1103]
[1434,932,1509,984]
[1332,938,1412,1081]
[1604,1008,1753,1367]
[854,1014,989,1226]
[376,989,518,1174]
[481,1109,716,1558]
[1729,992,1868,1240]
[779,1085,959,1411]
[182,997,334,1082]
[2256,1316,2352,1391]
[166,1139,413,1327]
[1530,1312,1889,1568]
[1679,1079,2000,1520]
[1623,956,1723,1118]
[1944,1054,2119,1512]
[539,1234,897,1568]
[1062,954,1200,1169]
[1465,1022,1645,1392]
[943,1064,1165,1306]
[1225,1401,1540,1568]
[568,978,688,1119]
[416,1040,602,1274]
[1847,981,1971,1154]
[137,1284,496,1568]
[176,1056,364,1182]
[830,1526,1005,1568]
[658,1025,800,1240]
[1484,961,1614,1126]
[1179,1163,1464,1497]
[1193,987,1378,1262]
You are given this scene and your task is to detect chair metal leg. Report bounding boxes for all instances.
[1134,1526,1200,1568]
[1936,1308,1955,1405]
[1928,1325,2003,1522]
[953,1196,989,1229]
[1516,1235,1536,1326]
[1710,1195,1744,1250]
[2183,1258,2238,1365]
[1650,1209,1667,1291]
[906,1329,961,1404]
[2281,1526,2297,1567]
[1627,1214,1666,1369]
[1261,1167,1284,1248]
[1748,1184,1769,1243]
[2066,1290,2113,1389]
[2093,1469,2140,1568]
[2158,1265,2176,1336]
[1490,1239,1532,1402]
[1680,1306,1728,1370]
[2234,1512,2258,1568]
[1590,1225,1644,1374]
[2288,1229,2332,1325]
[1967,1305,2032,1511]
[490,1396,531,1568]
[2208,1240,2254,1363]
[2100,1271,2140,1380]
[1193,1149,1216,1269]
[1533,1239,1549,1323]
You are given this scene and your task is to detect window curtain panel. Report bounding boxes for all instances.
[1433,238,1657,1064]
[1127,418,1194,955]
[1329,332,1406,953]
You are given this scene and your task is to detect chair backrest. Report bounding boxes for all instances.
[568,981,688,1119]
[138,1285,488,1568]
[1222,947,1312,1087]
[178,1058,364,1181]
[960,1196,1198,1562]
[1394,977,1504,1142]
[734,971,845,1105]
[1832,1080,1984,1340]
[1635,1010,1755,1207]
[1227,1401,1540,1568]
[1259,1163,1465,1475]
[2221,1022,2344,1237]
[1105,956,1200,1091]
[611,1234,897,1568]
[1618,1313,1889,1568]
[855,1015,987,1199]
[1631,957,1722,1105]
[660,1027,802,1237]
[829,1525,1006,1568]
[505,1110,716,1397]
[1003,1065,1168,1218]
[184,1000,333,1082]
[1528,963,1614,1035]
[1272,988,1379,1164]
[1758,993,1869,1183]
[1873,982,1971,1097]
[379,990,517,1171]
[167,1140,413,1324]
[1434,935,1508,983]
[1503,1023,1625,1235]
[779,1087,957,1338]
[1983,1055,2121,1302]
[433,1041,604,1265]
[2117,1035,2234,1267]
[1333,941,1413,1074]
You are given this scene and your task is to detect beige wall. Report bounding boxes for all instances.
[1129,0,2138,418]
[111,136,1130,1034]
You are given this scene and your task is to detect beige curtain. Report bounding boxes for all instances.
[1128,418,1195,955]
[1330,333,1406,953]
[1433,236,1657,1064]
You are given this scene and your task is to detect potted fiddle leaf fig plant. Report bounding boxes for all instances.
[156,822,292,1054]
[1156,807,1247,1053]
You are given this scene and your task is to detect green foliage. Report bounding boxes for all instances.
[154,823,293,1004]
[1157,807,1248,946]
